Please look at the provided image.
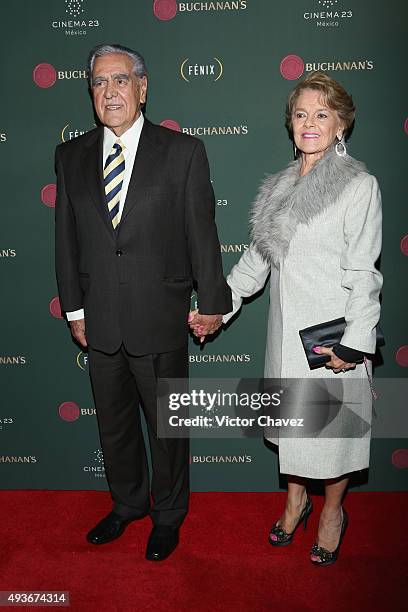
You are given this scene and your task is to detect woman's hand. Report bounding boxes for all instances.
[313,346,356,373]
[188,309,222,343]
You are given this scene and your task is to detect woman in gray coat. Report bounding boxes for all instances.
[190,72,382,565]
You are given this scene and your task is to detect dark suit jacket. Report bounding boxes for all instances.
[55,118,232,354]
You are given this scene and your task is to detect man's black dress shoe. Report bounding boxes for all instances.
[145,526,179,561]
[86,511,146,545]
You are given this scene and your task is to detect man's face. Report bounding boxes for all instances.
[91,53,147,136]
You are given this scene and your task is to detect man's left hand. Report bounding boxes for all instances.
[188,310,222,343]
[314,346,356,373]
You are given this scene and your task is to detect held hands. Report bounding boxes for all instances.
[188,310,222,343]
[313,346,355,373]
[69,318,87,348]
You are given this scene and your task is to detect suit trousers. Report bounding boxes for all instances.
[88,343,189,528]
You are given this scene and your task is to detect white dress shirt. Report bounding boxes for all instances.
[66,113,144,321]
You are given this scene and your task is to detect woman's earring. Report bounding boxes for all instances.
[294,144,298,159]
[335,135,347,157]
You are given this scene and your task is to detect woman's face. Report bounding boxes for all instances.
[292,88,344,156]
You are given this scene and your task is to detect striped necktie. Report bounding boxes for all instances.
[103,141,125,230]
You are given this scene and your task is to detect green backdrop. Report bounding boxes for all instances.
[1,0,407,492]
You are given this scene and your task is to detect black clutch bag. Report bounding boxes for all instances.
[299,317,385,369]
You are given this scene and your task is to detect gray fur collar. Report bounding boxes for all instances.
[250,146,367,266]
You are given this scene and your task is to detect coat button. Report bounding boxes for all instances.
[116,249,123,256]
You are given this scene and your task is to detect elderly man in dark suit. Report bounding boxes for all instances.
[55,43,231,561]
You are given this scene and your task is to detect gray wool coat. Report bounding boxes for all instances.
[224,147,383,479]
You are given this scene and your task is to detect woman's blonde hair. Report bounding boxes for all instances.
[286,72,355,139]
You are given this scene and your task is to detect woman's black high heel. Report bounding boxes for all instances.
[310,507,348,566]
[269,496,313,547]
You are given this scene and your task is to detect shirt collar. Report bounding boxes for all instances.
[103,112,144,158]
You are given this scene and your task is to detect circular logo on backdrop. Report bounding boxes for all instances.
[180,57,223,83]
[41,184,56,208]
[49,297,63,319]
[400,235,408,256]
[190,291,198,311]
[280,55,305,80]
[33,63,57,88]
[319,0,338,6]
[160,119,181,132]
[76,351,89,371]
[65,0,84,17]
[396,346,408,367]
[153,0,178,21]
[59,401,80,422]
[94,449,104,463]
[391,449,408,469]
[403,118,408,136]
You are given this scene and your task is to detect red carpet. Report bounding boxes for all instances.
[0,491,406,611]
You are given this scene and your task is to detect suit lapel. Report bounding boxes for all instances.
[82,127,115,240]
[119,119,162,225]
